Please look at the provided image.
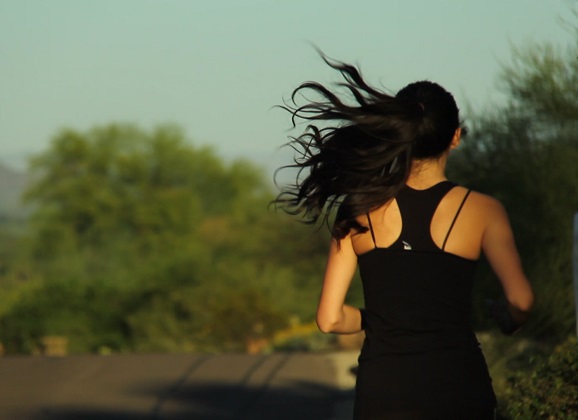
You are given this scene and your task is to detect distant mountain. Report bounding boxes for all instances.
[0,163,29,220]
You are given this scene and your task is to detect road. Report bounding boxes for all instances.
[0,351,358,419]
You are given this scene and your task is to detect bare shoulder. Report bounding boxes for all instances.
[463,189,505,212]
[461,190,510,230]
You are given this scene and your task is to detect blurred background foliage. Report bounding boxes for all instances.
[0,15,576,417]
[0,123,331,354]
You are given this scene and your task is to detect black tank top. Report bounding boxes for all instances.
[358,181,477,359]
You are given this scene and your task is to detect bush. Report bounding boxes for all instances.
[499,336,578,419]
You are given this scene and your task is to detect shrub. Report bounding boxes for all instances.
[500,336,578,419]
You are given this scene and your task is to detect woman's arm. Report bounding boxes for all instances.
[316,236,362,334]
[482,198,534,327]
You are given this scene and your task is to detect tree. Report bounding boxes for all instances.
[23,124,268,258]
[1,123,300,353]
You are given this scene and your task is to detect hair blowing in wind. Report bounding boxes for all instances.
[274,53,465,239]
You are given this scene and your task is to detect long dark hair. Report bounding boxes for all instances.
[274,53,465,240]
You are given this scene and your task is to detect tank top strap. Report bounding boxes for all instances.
[366,213,377,247]
[441,189,472,250]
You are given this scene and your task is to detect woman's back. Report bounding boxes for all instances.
[352,181,489,260]
[354,181,481,355]
[351,174,533,319]
[352,181,498,417]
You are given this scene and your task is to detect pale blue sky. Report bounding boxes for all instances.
[0,0,574,174]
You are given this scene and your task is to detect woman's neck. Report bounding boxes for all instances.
[406,156,448,190]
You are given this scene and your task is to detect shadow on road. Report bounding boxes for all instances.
[30,380,353,419]
[0,353,357,419]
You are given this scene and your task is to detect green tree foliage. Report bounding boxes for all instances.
[0,123,330,354]
[23,124,258,259]
[449,29,578,340]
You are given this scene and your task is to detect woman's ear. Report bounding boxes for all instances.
[450,128,462,150]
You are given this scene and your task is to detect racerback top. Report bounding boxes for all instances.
[357,181,477,359]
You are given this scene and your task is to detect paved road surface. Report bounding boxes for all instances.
[0,351,358,419]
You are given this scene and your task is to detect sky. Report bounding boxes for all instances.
[0,0,575,176]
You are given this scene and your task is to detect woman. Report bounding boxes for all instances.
[276,55,534,419]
